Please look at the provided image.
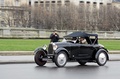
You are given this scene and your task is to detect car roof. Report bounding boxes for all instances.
[64,31,98,38]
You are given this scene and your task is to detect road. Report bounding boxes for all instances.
[1,54,120,64]
[0,61,120,79]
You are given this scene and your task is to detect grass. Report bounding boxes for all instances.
[0,39,119,51]
[0,39,50,51]
[99,40,120,50]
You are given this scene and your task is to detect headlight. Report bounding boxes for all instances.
[42,44,47,50]
[52,43,58,50]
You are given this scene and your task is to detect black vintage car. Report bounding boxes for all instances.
[34,32,109,67]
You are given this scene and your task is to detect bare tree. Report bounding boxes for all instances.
[30,3,120,31]
[0,2,117,31]
[108,6,120,31]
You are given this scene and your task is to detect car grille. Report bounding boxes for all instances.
[48,44,54,54]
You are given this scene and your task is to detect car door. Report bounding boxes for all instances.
[70,43,81,58]
[74,44,95,59]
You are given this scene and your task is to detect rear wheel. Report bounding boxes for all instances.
[54,51,67,67]
[96,51,107,66]
[34,51,47,66]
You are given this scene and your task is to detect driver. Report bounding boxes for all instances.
[79,37,87,44]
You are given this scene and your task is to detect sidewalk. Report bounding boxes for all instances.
[0,55,34,64]
[0,54,120,64]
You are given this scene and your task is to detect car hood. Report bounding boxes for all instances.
[54,41,72,47]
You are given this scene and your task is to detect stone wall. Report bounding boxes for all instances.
[0,27,120,39]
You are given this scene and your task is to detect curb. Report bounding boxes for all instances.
[109,51,120,54]
[0,51,34,56]
[0,61,35,64]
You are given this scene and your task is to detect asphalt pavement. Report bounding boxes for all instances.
[0,50,120,64]
[1,61,120,79]
[0,52,120,64]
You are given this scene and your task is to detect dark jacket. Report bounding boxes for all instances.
[50,33,59,42]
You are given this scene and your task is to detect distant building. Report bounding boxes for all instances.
[112,0,120,9]
[113,0,120,2]
[29,0,112,9]
[0,0,29,27]
[0,0,28,6]
[0,0,119,28]
[0,0,4,6]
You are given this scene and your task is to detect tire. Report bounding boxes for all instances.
[54,51,67,67]
[96,51,107,66]
[77,60,86,65]
[34,51,47,66]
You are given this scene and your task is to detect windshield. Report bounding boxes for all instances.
[62,37,77,43]
[62,37,87,44]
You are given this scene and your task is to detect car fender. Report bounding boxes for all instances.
[54,48,70,56]
[95,49,109,60]
[34,47,47,55]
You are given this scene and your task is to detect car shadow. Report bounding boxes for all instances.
[34,62,109,70]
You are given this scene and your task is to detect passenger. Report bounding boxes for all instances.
[72,37,78,43]
[79,37,87,44]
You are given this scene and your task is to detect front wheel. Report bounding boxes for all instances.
[54,51,67,67]
[96,51,107,66]
[34,51,47,66]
